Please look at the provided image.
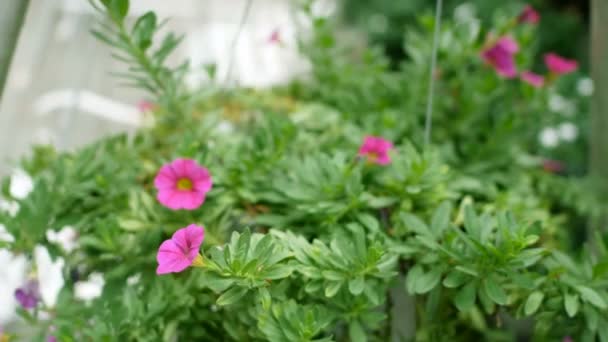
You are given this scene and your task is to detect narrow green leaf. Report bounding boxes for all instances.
[414,268,442,294]
[483,277,508,305]
[564,293,579,317]
[348,320,367,342]
[443,270,467,288]
[259,287,271,310]
[217,286,248,306]
[431,201,452,235]
[406,265,423,294]
[454,282,476,312]
[348,276,365,295]
[524,291,544,316]
[576,285,607,309]
[325,281,342,298]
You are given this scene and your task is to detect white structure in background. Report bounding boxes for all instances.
[0,0,337,325]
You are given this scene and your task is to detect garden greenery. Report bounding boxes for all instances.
[1,0,607,341]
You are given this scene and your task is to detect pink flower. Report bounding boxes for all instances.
[47,336,57,342]
[137,100,155,112]
[518,5,540,24]
[542,159,564,173]
[268,29,281,44]
[358,136,394,165]
[481,37,519,78]
[544,53,578,75]
[154,158,212,210]
[156,224,205,275]
[562,337,573,342]
[520,71,544,88]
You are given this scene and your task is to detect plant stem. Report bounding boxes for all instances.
[0,0,30,102]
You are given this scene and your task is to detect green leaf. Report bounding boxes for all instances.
[576,285,607,309]
[325,281,342,298]
[454,282,476,312]
[108,0,129,21]
[564,293,579,317]
[217,286,248,306]
[406,265,423,294]
[524,291,544,316]
[348,276,365,295]
[431,201,452,235]
[259,287,271,310]
[414,268,442,294]
[260,265,293,280]
[401,213,430,236]
[463,205,479,240]
[132,12,157,50]
[443,270,467,288]
[483,277,508,305]
[348,320,367,342]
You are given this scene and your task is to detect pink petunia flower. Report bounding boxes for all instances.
[358,136,394,165]
[156,224,205,275]
[520,71,545,88]
[518,5,540,24]
[154,158,212,210]
[481,37,520,78]
[544,53,578,75]
[268,29,281,44]
[137,100,155,112]
[542,159,565,174]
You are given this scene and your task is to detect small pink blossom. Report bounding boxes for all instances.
[542,159,564,174]
[481,37,519,78]
[137,100,155,112]
[154,158,212,210]
[520,71,544,88]
[518,5,540,24]
[544,53,578,75]
[268,29,281,44]
[47,336,57,342]
[562,337,573,342]
[358,136,394,165]
[156,224,205,275]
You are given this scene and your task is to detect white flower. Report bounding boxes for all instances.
[548,94,575,116]
[46,226,78,253]
[0,250,27,323]
[216,121,235,135]
[577,77,594,97]
[0,224,14,243]
[0,198,19,216]
[539,127,559,148]
[558,122,579,142]
[34,245,65,307]
[127,274,141,286]
[74,272,105,302]
[9,169,33,200]
[454,3,477,23]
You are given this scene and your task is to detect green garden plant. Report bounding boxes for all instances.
[0,1,606,341]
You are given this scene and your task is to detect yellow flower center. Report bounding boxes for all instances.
[176,178,193,191]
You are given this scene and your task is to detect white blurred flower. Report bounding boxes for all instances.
[0,198,19,217]
[75,272,105,302]
[577,77,594,97]
[216,121,235,135]
[539,127,559,148]
[0,224,14,243]
[0,250,27,323]
[9,169,33,200]
[127,274,141,286]
[454,3,477,23]
[548,94,575,116]
[34,245,64,307]
[46,226,78,253]
[558,122,579,142]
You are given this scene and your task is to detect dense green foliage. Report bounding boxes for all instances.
[1,0,606,341]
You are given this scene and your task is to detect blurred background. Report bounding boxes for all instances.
[0,0,592,329]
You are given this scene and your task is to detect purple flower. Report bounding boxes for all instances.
[14,279,40,309]
[545,53,578,75]
[520,71,545,88]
